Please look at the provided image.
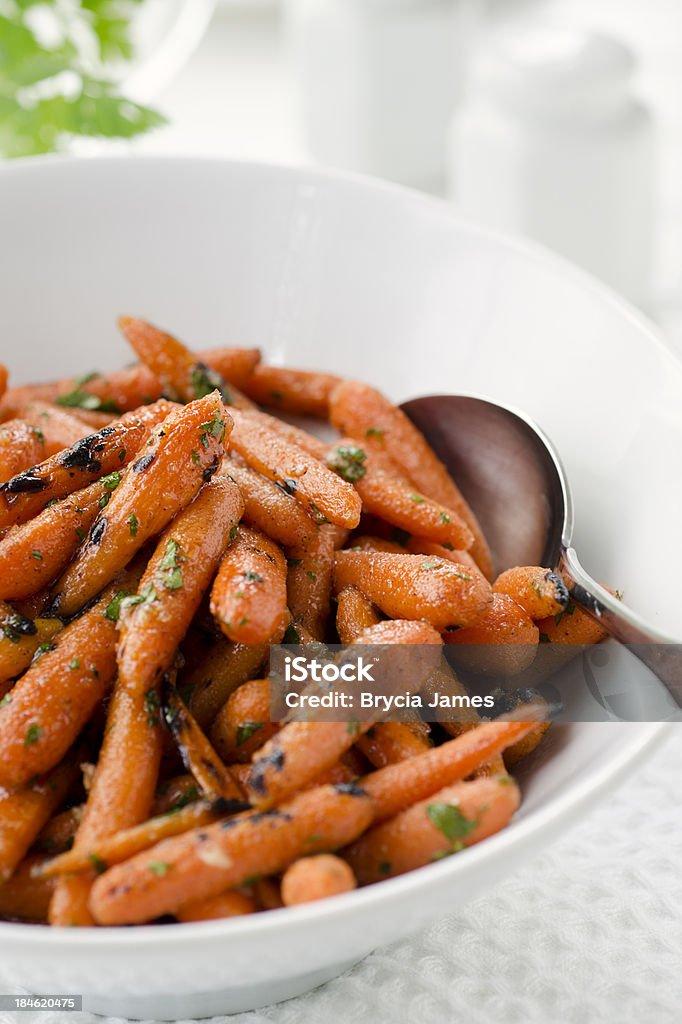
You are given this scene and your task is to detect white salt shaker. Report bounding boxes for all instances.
[450,24,654,307]
[286,0,473,191]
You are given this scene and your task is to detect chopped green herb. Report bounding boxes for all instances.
[365,427,384,441]
[32,641,57,662]
[244,571,263,584]
[119,448,127,463]
[454,571,473,582]
[325,444,367,483]
[191,449,201,468]
[88,853,107,875]
[102,471,122,491]
[31,426,45,443]
[199,415,227,449]
[24,723,42,747]
[45,497,59,508]
[0,694,11,709]
[191,364,223,400]
[238,616,250,627]
[306,570,318,582]
[75,526,86,541]
[148,861,171,877]
[426,802,477,852]
[31,550,43,560]
[439,511,451,524]
[144,688,161,727]
[236,721,264,746]
[157,539,186,591]
[104,585,158,622]
[229,524,238,542]
[554,604,576,626]
[128,512,139,538]
[347,721,361,736]
[421,561,440,571]
[98,492,111,509]
[69,659,80,671]
[167,786,200,814]
[409,493,425,504]
[539,633,551,644]
[309,502,330,525]
[378,861,392,875]
[56,389,120,414]
[615,589,624,601]
[1,613,35,643]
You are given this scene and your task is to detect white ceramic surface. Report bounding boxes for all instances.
[0,157,677,1018]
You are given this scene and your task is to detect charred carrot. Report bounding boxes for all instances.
[494,566,569,620]
[210,525,287,646]
[225,459,317,547]
[229,409,361,529]
[240,365,342,418]
[89,784,374,925]
[0,399,174,531]
[51,393,231,618]
[333,550,492,629]
[185,631,281,730]
[346,775,520,883]
[33,805,83,857]
[281,854,356,905]
[0,474,125,601]
[0,612,62,687]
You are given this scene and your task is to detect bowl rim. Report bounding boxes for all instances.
[0,154,674,948]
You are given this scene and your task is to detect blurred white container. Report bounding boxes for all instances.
[450,25,654,306]
[286,0,474,190]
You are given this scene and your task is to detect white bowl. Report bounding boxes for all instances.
[0,157,676,1019]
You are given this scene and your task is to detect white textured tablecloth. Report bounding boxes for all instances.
[3,728,680,1024]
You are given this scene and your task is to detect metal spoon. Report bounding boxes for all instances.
[400,394,681,704]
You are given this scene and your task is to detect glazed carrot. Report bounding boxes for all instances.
[0,399,174,531]
[51,393,231,618]
[286,524,336,640]
[346,775,520,883]
[0,614,62,687]
[494,566,569,620]
[0,364,6,401]
[0,474,124,601]
[327,440,474,551]
[361,718,540,824]
[90,784,374,925]
[15,402,92,454]
[65,408,117,430]
[0,419,47,482]
[40,800,220,878]
[244,411,327,460]
[356,723,431,769]
[0,578,134,789]
[0,746,80,882]
[240,364,342,418]
[329,381,494,578]
[33,805,83,856]
[444,593,540,675]
[406,538,481,576]
[333,550,492,629]
[246,723,374,811]
[210,526,287,646]
[353,618,443,646]
[177,889,257,923]
[536,600,609,645]
[164,688,247,806]
[281,854,356,905]
[118,474,244,696]
[229,409,361,529]
[230,758,353,794]
[209,678,278,763]
[49,678,167,927]
[225,459,317,547]
[151,775,200,816]
[504,722,551,767]
[0,855,54,921]
[336,586,379,643]
[118,316,254,409]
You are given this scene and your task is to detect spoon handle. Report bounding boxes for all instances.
[560,547,682,707]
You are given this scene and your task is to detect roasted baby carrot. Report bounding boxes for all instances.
[494,566,569,620]
[209,678,278,763]
[281,854,356,905]
[286,524,336,641]
[118,316,254,409]
[225,459,317,547]
[405,538,481,576]
[0,474,124,601]
[118,474,244,697]
[361,718,540,824]
[327,440,474,551]
[0,577,134,789]
[51,393,231,618]
[33,805,83,856]
[164,688,247,806]
[0,746,80,883]
[40,800,220,878]
[329,381,494,578]
[240,364,342,418]
[444,593,540,676]
[0,419,47,483]
[185,631,280,730]
[0,399,174,531]
[335,585,379,643]
[0,612,62,687]
[346,775,520,883]
[356,723,431,769]
[333,550,492,629]
[536,600,609,645]
[0,364,6,401]
[49,680,166,927]
[89,784,374,925]
[210,525,287,646]
[15,402,92,455]
[177,889,257,923]
[0,855,54,921]
[229,409,361,529]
